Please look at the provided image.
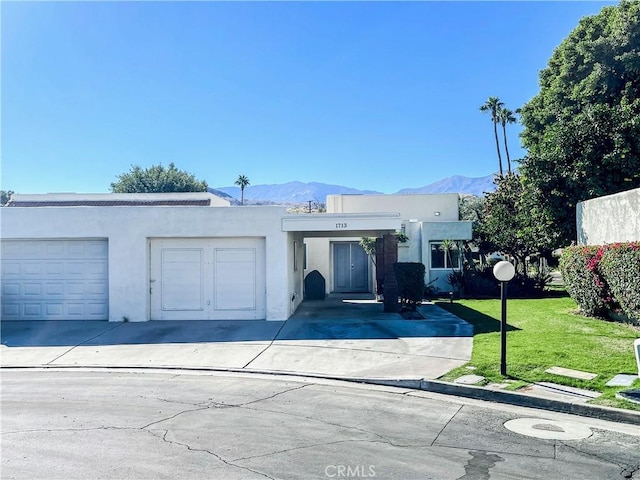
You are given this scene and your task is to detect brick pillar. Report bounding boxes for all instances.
[375,237,384,300]
[382,234,399,313]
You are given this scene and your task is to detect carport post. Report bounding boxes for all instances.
[382,234,399,313]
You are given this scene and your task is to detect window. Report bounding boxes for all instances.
[430,242,461,270]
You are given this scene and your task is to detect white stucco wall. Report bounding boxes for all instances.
[326,193,460,221]
[1,205,291,321]
[286,232,305,315]
[577,188,640,245]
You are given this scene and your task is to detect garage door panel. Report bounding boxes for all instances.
[46,303,64,316]
[161,248,204,311]
[3,283,20,296]
[88,303,108,316]
[2,262,20,276]
[24,283,43,296]
[24,263,45,276]
[0,240,109,320]
[215,249,256,310]
[2,303,19,316]
[150,239,265,320]
[24,304,43,317]
[45,283,64,295]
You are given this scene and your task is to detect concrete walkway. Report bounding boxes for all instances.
[0,295,473,381]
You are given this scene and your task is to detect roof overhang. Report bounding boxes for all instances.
[282,212,402,237]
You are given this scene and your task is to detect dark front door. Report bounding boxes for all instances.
[333,242,369,293]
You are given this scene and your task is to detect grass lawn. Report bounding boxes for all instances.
[436,296,640,411]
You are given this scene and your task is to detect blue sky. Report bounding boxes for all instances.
[2,1,613,194]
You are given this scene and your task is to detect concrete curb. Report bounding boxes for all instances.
[3,364,640,426]
[362,378,640,426]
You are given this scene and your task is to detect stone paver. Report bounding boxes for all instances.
[454,374,485,385]
[605,374,638,387]
[545,366,597,381]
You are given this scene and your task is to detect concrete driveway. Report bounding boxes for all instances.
[1,295,472,381]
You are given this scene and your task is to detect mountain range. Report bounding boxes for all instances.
[212,174,496,205]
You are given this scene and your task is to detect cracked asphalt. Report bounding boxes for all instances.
[2,369,639,480]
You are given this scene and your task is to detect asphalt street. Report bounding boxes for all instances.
[2,369,639,480]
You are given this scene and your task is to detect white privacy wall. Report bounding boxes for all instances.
[577,188,640,245]
[1,205,292,321]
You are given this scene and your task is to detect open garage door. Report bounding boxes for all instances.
[149,238,266,320]
[1,239,109,320]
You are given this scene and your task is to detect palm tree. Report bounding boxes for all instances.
[498,107,517,174]
[480,96,505,177]
[234,174,250,206]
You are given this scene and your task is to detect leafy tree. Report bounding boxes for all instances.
[1,190,15,206]
[497,107,517,173]
[111,163,207,193]
[476,174,542,273]
[459,194,485,230]
[234,174,250,206]
[518,0,640,247]
[480,96,505,177]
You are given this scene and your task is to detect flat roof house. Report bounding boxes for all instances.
[1,192,401,322]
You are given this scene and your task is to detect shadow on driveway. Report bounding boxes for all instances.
[1,296,472,348]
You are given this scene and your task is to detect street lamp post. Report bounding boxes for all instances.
[493,260,516,377]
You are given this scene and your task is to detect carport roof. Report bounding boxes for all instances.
[282,212,402,237]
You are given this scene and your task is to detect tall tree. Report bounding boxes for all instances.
[497,107,517,173]
[111,163,207,193]
[235,175,250,206]
[518,0,640,247]
[480,96,505,177]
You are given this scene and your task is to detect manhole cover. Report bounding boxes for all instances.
[504,418,593,440]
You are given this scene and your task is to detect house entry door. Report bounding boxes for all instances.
[333,242,369,293]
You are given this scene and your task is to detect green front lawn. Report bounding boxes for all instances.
[437,297,640,410]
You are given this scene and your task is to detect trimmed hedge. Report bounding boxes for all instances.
[393,262,425,311]
[561,242,640,322]
[599,243,640,321]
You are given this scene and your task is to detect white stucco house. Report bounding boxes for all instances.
[304,193,472,295]
[1,192,402,322]
[1,191,472,322]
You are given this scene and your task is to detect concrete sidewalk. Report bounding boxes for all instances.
[0,297,473,380]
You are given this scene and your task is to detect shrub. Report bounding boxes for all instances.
[393,262,425,311]
[460,264,500,297]
[560,246,611,317]
[508,272,549,298]
[599,242,640,321]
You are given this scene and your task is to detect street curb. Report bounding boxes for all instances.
[3,364,639,426]
[362,378,640,426]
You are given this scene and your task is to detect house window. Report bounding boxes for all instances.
[430,242,461,270]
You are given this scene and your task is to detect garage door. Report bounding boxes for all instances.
[1,240,109,320]
[149,238,266,320]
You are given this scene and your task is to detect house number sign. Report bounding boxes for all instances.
[335,223,348,229]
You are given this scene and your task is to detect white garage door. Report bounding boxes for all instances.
[1,240,109,320]
[149,238,266,320]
